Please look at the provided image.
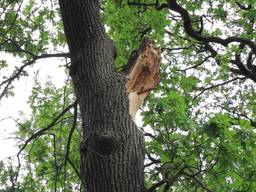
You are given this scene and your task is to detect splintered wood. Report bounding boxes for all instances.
[126,38,161,121]
[126,38,162,95]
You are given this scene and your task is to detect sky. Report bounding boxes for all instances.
[0,54,67,161]
[0,54,145,162]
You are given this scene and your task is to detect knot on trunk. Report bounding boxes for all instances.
[95,132,121,155]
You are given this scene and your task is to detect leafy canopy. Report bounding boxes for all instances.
[0,0,256,191]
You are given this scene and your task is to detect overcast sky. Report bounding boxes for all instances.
[0,54,67,161]
[0,54,145,162]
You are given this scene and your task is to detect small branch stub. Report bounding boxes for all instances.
[125,38,162,120]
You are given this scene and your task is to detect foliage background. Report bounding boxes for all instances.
[0,0,255,191]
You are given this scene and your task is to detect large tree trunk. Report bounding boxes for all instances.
[58,1,145,191]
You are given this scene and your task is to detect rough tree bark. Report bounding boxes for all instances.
[58,0,145,191]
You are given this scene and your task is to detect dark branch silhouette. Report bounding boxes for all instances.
[0,52,70,100]
[64,102,78,187]
[193,77,246,100]
[166,0,256,54]
[15,101,77,185]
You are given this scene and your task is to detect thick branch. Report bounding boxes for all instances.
[166,0,256,54]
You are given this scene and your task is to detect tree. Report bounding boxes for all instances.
[0,0,255,191]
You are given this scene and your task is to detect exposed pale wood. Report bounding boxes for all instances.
[126,38,162,120]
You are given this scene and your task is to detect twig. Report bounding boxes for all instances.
[193,77,246,100]
[146,166,185,192]
[182,172,212,192]
[64,102,78,188]
[0,52,69,101]
[15,101,76,184]
[166,0,256,54]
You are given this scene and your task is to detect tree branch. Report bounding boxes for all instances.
[127,0,167,11]
[179,55,212,71]
[146,179,167,192]
[67,157,81,181]
[0,52,69,101]
[182,172,212,192]
[236,2,252,11]
[15,101,77,184]
[0,0,24,45]
[64,102,78,186]
[166,0,256,54]
[146,167,185,192]
[193,77,246,100]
